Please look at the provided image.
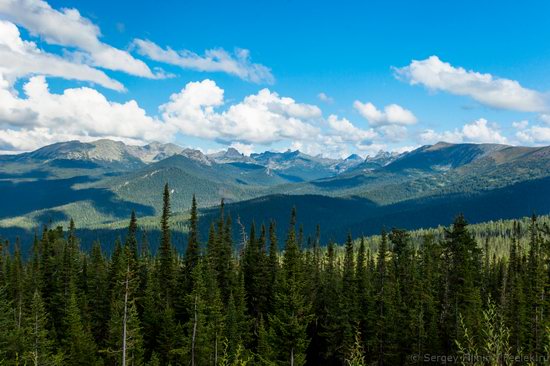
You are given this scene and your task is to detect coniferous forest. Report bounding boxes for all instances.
[1,184,550,366]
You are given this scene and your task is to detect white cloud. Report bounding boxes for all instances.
[326,114,377,142]
[0,74,170,151]
[512,120,529,129]
[419,129,464,144]
[133,39,274,84]
[160,80,320,144]
[539,114,550,124]
[0,0,160,79]
[0,20,124,91]
[516,125,550,144]
[419,118,508,145]
[462,118,507,144]
[353,101,417,126]
[0,72,419,157]
[395,56,548,112]
[378,125,408,142]
[317,92,333,103]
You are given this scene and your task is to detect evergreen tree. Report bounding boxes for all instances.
[268,208,312,366]
[185,194,200,272]
[88,241,110,348]
[107,243,143,366]
[23,290,54,365]
[63,282,97,366]
[441,215,482,352]
[526,215,546,356]
[158,183,174,306]
[372,229,398,365]
[341,233,357,351]
[126,211,139,267]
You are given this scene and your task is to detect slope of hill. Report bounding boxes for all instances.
[0,139,549,247]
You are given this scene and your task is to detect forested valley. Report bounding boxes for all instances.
[1,184,550,366]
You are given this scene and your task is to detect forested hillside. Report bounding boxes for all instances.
[2,140,550,251]
[1,185,550,365]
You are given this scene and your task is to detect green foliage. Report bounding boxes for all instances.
[0,189,549,365]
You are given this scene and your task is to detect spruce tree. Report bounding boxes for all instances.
[441,215,482,352]
[23,290,54,365]
[268,208,312,366]
[63,282,97,366]
[126,211,139,267]
[158,183,174,306]
[373,229,398,365]
[185,194,200,272]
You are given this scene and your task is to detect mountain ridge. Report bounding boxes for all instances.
[0,139,548,247]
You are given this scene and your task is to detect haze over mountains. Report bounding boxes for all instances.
[0,139,549,246]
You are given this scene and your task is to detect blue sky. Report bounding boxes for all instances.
[1,0,550,157]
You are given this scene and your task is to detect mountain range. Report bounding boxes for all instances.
[0,139,549,247]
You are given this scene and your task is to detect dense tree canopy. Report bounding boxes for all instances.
[0,187,549,365]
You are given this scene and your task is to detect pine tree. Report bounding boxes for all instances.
[356,237,375,357]
[267,221,278,313]
[178,260,225,366]
[225,268,251,358]
[526,215,545,356]
[317,241,347,363]
[505,221,527,354]
[342,233,357,351]
[126,211,139,267]
[441,215,482,352]
[0,284,20,364]
[176,194,201,322]
[185,194,200,272]
[107,244,143,366]
[23,290,54,365]
[63,282,97,366]
[268,208,312,366]
[417,234,442,355]
[158,183,174,306]
[373,229,398,365]
[88,241,110,348]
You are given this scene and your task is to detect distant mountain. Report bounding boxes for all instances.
[208,147,253,163]
[1,139,185,170]
[333,154,364,172]
[349,150,404,172]
[385,142,507,172]
[250,150,340,181]
[0,139,549,248]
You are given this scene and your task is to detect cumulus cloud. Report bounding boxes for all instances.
[133,39,274,84]
[318,92,334,104]
[516,124,550,144]
[419,118,508,145]
[0,74,170,151]
[0,0,160,79]
[353,101,417,126]
[419,129,464,144]
[0,20,124,91]
[512,120,529,129]
[378,125,409,142]
[326,115,377,142]
[395,56,548,112]
[461,119,507,143]
[0,72,405,157]
[160,80,321,144]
